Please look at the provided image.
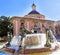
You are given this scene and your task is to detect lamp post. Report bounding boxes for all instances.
[7,23,13,42]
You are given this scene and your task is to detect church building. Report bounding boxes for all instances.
[10,4,56,36]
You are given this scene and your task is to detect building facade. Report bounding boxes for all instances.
[10,4,56,36]
[55,21,60,36]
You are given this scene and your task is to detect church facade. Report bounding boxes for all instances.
[10,4,56,36]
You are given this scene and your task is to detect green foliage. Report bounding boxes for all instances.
[0,16,9,21]
[0,16,11,37]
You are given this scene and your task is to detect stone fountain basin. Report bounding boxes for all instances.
[22,33,46,49]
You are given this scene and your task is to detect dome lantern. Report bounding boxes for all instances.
[32,3,36,11]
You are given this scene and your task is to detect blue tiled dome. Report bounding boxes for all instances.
[28,10,40,14]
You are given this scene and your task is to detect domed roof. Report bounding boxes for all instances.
[28,3,40,15]
[28,10,40,14]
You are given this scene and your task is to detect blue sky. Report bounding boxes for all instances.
[0,0,60,21]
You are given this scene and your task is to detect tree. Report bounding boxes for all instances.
[0,16,9,21]
[0,16,11,37]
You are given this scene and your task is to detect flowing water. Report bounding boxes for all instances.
[49,49,60,55]
[48,30,60,55]
[0,49,13,55]
[0,30,60,55]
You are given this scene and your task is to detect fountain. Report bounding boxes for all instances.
[47,29,60,50]
[47,30,60,55]
[22,33,46,49]
[49,49,60,55]
[1,29,60,55]
[2,35,21,54]
[17,33,52,55]
[19,29,60,55]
